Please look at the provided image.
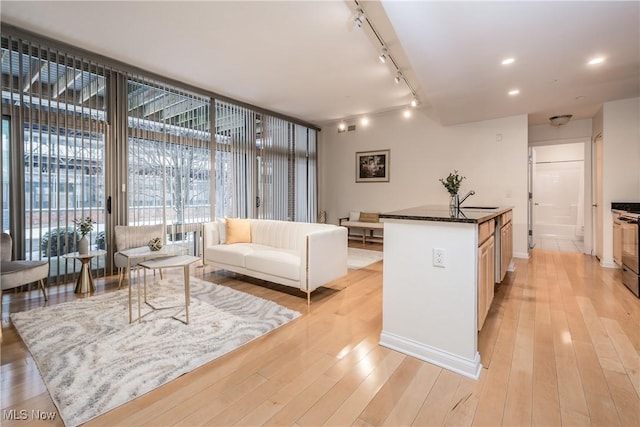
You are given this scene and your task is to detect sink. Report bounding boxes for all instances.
[461,206,499,210]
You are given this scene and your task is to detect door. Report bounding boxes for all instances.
[594,134,603,260]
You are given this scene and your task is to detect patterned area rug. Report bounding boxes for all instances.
[347,247,384,269]
[10,277,300,427]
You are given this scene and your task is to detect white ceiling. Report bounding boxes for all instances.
[1,1,638,127]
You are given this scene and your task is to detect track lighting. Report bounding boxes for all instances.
[345,2,420,125]
[379,48,387,64]
[354,9,365,28]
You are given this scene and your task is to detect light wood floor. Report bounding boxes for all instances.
[2,245,639,426]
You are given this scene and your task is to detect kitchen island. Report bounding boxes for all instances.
[379,205,513,380]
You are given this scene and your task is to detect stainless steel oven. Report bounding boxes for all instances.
[620,213,639,297]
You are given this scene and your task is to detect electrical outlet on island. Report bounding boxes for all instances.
[433,248,446,268]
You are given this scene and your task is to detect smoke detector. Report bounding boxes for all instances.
[549,114,572,127]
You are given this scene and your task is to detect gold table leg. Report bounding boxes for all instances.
[74,257,95,294]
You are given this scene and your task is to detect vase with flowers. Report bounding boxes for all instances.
[439,170,466,209]
[74,217,94,255]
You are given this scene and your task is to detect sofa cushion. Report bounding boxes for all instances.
[226,218,251,244]
[245,248,300,281]
[359,212,379,222]
[216,218,227,244]
[205,243,257,267]
[0,260,49,290]
[349,211,360,222]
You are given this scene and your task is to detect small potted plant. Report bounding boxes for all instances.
[439,170,465,208]
[74,217,94,255]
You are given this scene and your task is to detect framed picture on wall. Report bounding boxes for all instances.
[356,149,390,182]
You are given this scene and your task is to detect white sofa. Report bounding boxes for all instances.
[202,219,348,303]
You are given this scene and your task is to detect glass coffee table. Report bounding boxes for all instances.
[131,254,200,325]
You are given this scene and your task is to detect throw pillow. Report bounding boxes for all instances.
[359,212,379,223]
[349,211,360,222]
[225,218,251,244]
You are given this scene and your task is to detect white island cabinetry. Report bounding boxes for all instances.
[379,205,512,380]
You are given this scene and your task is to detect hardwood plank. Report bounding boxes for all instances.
[295,346,391,426]
[573,341,621,426]
[442,375,484,426]
[358,356,423,426]
[601,317,640,398]
[531,265,561,426]
[550,307,591,425]
[381,362,440,426]
[472,259,524,426]
[576,296,626,374]
[233,353,337,426]
[322,350,405,426]
[412,369,462,426]
[502,268,535,426]
[602,369,640,426]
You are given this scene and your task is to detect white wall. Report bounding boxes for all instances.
[318,109,529,257]
[529,118,592,145]
[599,97,640,266]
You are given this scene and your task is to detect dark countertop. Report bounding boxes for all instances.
[380,205,512,224]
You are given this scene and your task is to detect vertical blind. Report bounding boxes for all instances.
[126,76,211,246]
[1,34,109,284]
[295,124,317,222]
[213,100,318,222]
[214,99,257,219]
[260,115,290,220]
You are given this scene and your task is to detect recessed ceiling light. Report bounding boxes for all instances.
[410,98,418,107]
[361,117,369,126]
[588,56,605,65]
[403,108,412,119]
[508,89,520,96]
[338,122,346,131]
[501,57,515,65]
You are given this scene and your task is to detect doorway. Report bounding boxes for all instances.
[531,142,586,253]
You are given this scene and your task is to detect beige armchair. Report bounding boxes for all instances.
[113,224,166,288]
[1,233,48,301]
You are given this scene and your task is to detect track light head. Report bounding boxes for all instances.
[379,48,387,64]
[395,72,402,84]
[410,98,419,108]
[354,9,365,28]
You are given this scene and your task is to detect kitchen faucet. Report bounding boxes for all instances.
[454,190,476,210]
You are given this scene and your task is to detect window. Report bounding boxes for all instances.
[2,27,318,287]
[1,35,108,283]
[127,79,211,248]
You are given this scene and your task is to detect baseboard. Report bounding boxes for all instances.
[379,331,482,380]
[513,251,529,259]
[599,260,618,269]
